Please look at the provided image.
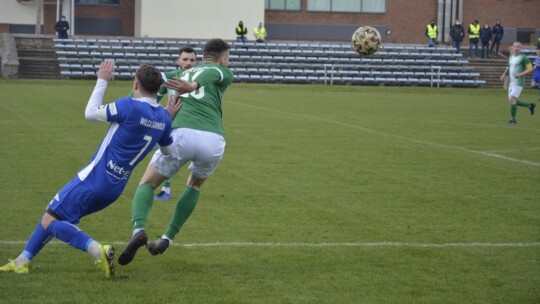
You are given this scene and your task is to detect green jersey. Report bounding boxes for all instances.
[508,54,532,87]
[174,63,233,136]
[158,69,183,103]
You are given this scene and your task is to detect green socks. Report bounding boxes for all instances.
[132,184,201,240]
[163,177,171,188]
[164,187,200,240]
[511,100,531,120]
[516,100,530,107]
[510,104,517,119]
[131,183,155,230]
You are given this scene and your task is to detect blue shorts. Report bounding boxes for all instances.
[47,176,115,224]
[532,72,540,84]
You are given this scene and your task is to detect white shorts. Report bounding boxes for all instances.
[151,128,225,179]
[508,85,523,99]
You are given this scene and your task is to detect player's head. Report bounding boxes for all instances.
[203,38,230,67]
[176,46,197,71]
[512,41,522,55]
[134,64,163,96]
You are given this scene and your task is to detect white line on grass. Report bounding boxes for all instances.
[486,147,540,153]
[1,240,539,248]
[229,102,540,167]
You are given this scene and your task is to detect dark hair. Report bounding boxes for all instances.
[203,38,230,61]
[179,46,197,57]
[135,64,163,95]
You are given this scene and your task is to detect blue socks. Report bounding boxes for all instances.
[22,222,53,260]
[46,220,93,252]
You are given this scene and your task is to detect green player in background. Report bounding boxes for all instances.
[118,38,234,265]
[500,41,535,125]
[154,46,198,201]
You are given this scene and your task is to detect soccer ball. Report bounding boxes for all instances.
[351,26,381,56]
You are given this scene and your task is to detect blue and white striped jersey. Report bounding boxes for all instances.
[77,97,173,200]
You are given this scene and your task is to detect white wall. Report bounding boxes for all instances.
[0,1,40,24]
[135,0,264,41]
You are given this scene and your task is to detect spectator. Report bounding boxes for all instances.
[450,20,465,54]
[425,19,438,48]
[235,21,248,43]
[253,22,267,43]
[55,16,69,39]
[490,20,504,58]
[480,23,492,58]
[468,19,480,58]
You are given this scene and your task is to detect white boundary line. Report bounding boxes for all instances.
[1,240,539,248]
[229,101,540,167]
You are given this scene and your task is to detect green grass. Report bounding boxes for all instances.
[0,79,539,303]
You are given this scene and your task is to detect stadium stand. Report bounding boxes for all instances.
[53,38,487,87]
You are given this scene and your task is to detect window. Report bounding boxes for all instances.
[362,0,385,12]
[333,0,361,12]
[307,0,385,13]
[75,0,120,5]
[265,0,301,11]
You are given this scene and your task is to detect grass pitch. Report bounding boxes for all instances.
[0,79,539,303]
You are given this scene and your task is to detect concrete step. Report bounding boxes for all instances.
[15,37,61,79]
[467,58,508,88]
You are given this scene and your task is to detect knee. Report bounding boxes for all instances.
[40,212,57,230]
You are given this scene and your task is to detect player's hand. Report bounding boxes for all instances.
[166,78,198,94]
[500,75,505,81]
[97,60,115,82]
[165,94,182,119]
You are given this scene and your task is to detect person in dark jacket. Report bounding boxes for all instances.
[480,24,492,58]
[490,20,504,58]
[450,20,465,54]
[55,16,69,39]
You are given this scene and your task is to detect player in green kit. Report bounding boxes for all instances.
[500,41,535,124]
[118,38,233,265]
[154,46,198,201]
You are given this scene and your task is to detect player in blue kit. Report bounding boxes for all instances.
[530,46,540,101]
[0,61,181,279]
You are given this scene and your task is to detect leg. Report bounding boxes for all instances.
[118,162,168,265]
[155,177,173,200]
[147,173,205,256]
[42,212,116,279]
[509,95,517,124]
[147,130,225,255]
[0,220,52,274]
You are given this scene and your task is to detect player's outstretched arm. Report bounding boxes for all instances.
[85,61,116,122]
[165,77,198,95]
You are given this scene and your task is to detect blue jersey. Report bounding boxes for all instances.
[77,97,173,200]
[534,56,540,77]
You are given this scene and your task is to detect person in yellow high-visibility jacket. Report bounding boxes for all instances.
[253,22,267,43]
[236,21,248,43]
[425,19,438,47]
[468,19,480,58]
